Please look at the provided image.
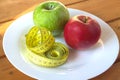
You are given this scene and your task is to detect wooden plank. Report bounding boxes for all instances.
[14,0,86,20]
[0,21,13,57]
[0,0,120,79]
[0,0,85,23]
[108,20,120,42]
[0,68,35,80]
[57,0,86,5]
[108,19,120,62]
[0,57,35,80]
[0,38,4,57]
[0,0,44,23]
[67,0,120,22]
[91,61,120,80]
[0,57,13,72]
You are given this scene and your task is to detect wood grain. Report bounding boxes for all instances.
[0,21,13,57]
[0,0,85,23]
[91,62,120,80]
[0,0,44,23]
[67,0,120,22]
[108,20,120,41]
[0,58,35,80]
[0,0,120,80]
[108,19,120,62]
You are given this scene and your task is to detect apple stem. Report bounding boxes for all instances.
[48,4,54,10]
[83,16,88,23]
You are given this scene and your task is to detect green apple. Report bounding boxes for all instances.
[33,1,70,36]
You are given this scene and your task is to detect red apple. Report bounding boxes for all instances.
[64,15,101,50]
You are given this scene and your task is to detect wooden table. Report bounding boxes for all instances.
[0,0,120,80]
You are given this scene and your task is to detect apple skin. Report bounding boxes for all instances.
[33,1,70,36]
[64,15,101,50]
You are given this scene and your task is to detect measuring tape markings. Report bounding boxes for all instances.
[26,26,55,54]
[25,26,69,67]
[26,42,69,67]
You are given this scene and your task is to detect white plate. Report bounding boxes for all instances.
[3,8,119,80]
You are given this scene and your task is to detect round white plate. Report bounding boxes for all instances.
[3,8,119,80]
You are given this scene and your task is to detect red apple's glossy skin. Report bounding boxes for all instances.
[64,15,101,50]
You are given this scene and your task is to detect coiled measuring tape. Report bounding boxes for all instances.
[25,26,69,67]
[26,42,69,67]
[26,26,55,54]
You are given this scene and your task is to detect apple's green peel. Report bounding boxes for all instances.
[25,26,69,67]
[33,1,70,36]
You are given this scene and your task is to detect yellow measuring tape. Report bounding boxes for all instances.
[25,26,69,67]
[26,26,55,54]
